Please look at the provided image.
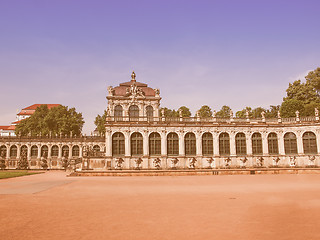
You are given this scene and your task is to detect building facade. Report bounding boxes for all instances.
[0,72,320,170]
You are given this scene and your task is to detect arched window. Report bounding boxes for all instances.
[236,132,246,155]
[72,145,80,157]
[21,145,27,156]
[10,145,17,157]
[114,105,123,121]
[202,132,213,156]
[185,132,196,156]
[131,132,143,156]
[146,105,154,120]
[149,132,161,155]
[268,133,279,155]
[0,145,7,157]
[41,145,48,157]
[284,132,297,154]
[252,133,262,155]
[51,145,59,157]
[31,145,38,157]
[112,132,125,156]
[303,131,317,154]
[167,132,179,156]
[129,105,139,121]
[62,145,69,158]
[93,145,100,152]
[219,132,230,156]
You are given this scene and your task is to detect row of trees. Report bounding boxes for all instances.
[161,67,320,119]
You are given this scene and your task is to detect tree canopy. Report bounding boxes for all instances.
[160,106,191,117]
[94,110,107,135]
[216,105,231,118]
[15,105,84,137]
[197,105,212,118]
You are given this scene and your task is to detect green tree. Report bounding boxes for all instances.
[306,67,320,94]
[236,107,252,118]
[216,105,232,118]
[15,105,84,137]
[160,107,179,117]
[178,106,191,117]
[252,107,266,118]
[280,99,304,118]
[94,110,107,135]
[284,79,319,105]
[265,105,280,118]
[197,105,212,118]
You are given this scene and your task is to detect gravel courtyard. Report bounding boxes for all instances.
[1,171,320,240]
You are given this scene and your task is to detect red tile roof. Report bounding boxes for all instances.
[0,126,10,130]
[113,80,156,97]
[17,104,61,115]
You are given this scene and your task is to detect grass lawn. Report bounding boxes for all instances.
[0,171,43,179]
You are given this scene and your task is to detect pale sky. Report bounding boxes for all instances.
[1,0,320,134]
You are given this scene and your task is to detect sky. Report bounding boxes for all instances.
[1,0,320,134]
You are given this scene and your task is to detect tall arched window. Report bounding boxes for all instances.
[41,145,48,157]
[10,145,17,157]
[62,145,69,158]
[167,132,179,156]
[146,105,154,121]
[112,132,125,156]
[284,132,297,154]
[202,132,213,156]
[236,132,246,155]
[93,145,100,152]
[219,132,230,155]
[31,145,38,157]
[252,133,262,155]
[268,133,279,155]
[185,132,196,156]
[303,131,317,154]
[129,105,139,121]
[149,132,161,155]
[131,132,143,156]
[0,145,7,157]
[72,145,80,157]
[114,105,123,121]
[51,145,59,157]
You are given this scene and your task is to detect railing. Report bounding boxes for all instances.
[106,116,319,124]
[0,136,105,142]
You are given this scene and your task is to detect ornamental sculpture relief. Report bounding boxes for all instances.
[256,157,264,167]
[125,84,145,99]
[273,157,280,167]
[171,158,179,169]
[135,158,143,170]
[153,158,161,169]
[308,155,316,166]
[240,157,247,168]
[225,157,231,168]
[188,157,197,169]
[115,158,124,169]
[289,156,296,167]
[207,157,215,169]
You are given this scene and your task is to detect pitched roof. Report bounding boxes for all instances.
[0,126,10,130]
[17,104,61,115]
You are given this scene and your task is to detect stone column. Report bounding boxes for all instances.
[229,132,236,156]
[5,144,10,159]
[296,131,304,154]
[37,144,41,159]
[27,144,31,160]
[246,132,252,155]
[105,130,112,157]
[68,144,72,159]
[213,131,219,156]
[79,144,83,158]
[58,144,62,158]
[278,132,285,155]
[48,144,52,158]
[316,130,320,154]
[178,131,185,156]
[124,131,130,157]
[16,144,21,160]
[262,132,268,155]
[196,132,202,156]
[143,131,149,156]
[161,131,167,156]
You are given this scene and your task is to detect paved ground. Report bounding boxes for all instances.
[1,172,320,240]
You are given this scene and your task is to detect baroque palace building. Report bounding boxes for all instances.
[1,71,320,170]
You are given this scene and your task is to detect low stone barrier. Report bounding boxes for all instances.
[69,168,320,177]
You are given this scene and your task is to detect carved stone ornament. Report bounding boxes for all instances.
[188,157,197,169]
[207,158,215,168]
[115,158,124,169]
[171,158,179,168]
[125,83,145,99]
[273,157,280,166]
[153,158,161,169]
[289,156,296,167]
[107,86,114,96]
